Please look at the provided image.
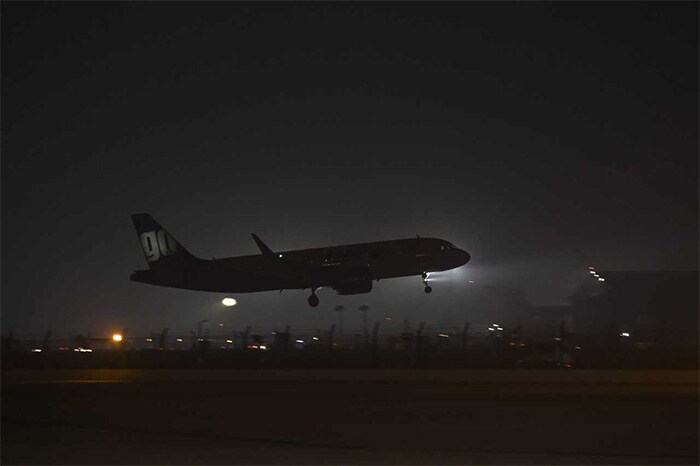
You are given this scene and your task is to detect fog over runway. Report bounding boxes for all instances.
[2,369,698,465]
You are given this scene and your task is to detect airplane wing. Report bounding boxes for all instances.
[215,236,374,291]
[263,257,373,291]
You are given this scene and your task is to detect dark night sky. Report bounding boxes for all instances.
[2,2,698,337]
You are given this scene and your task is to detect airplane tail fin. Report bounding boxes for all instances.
[131,214,197,269]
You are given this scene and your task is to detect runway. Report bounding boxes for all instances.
[2,369,698,464]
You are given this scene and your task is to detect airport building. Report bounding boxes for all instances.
[568,271,699,346]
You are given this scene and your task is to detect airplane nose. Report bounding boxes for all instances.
[459,250,471,266]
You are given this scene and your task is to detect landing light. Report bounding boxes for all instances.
[112,334,123,342]
[598,278,605,282]
[279,254,283,258]
[620,332,630,337]
[222,298,237,306]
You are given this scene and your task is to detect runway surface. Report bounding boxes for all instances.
[2,369,698,464]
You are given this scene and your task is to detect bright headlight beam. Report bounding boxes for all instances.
[222,298,237,306]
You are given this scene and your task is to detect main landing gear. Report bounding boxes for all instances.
[307,289,320,307]
[422,272,432,294]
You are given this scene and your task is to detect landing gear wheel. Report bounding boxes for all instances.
[308,293,320,307]
[424,285,432,294]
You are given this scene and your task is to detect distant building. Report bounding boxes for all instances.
[452,284,533,332]
[569,271,699,345]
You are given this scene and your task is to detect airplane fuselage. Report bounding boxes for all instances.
[132,237,470,293]
[130,213,471,306]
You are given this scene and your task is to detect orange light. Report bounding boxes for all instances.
[112,333,123,342]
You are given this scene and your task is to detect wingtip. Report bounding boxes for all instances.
[251,233,273,254]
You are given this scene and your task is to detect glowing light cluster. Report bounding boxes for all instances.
[588,266,606,282]
[222,297,237,306]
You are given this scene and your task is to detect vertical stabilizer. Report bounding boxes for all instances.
[131,214,197,269]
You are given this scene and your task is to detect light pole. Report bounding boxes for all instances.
[196,319,208,343]
[334,305,344,345]
[221,297,237,346]
[359,305,369,347]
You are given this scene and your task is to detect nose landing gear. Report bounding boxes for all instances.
[307,289,320,307]
[422,272,432,294]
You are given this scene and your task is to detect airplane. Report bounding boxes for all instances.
[130,214,471,307]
